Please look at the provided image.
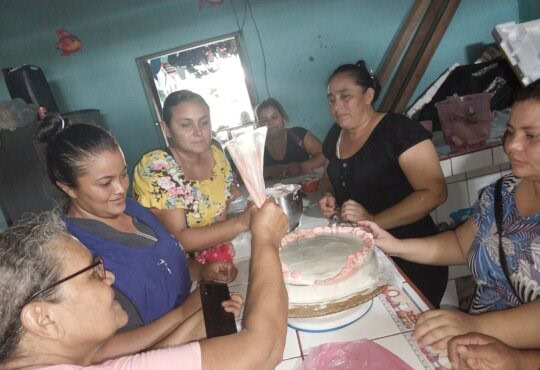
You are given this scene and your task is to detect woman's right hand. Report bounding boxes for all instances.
[250,199,288,247]
[356,220,401,255]
[319,193,337,218]
[236,202,257,231]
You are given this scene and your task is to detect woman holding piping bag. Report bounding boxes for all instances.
[133,90,256,264]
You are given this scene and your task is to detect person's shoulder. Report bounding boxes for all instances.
[210,144,228,161]
[136,149,174,171]
[378,113,431,143]
[379,113,423,131]
[290,126,308,135]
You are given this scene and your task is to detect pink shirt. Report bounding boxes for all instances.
[42,342,201,370]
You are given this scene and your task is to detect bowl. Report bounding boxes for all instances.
[266,184,303,231]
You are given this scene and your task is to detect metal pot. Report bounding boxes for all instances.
[267,184,303,231]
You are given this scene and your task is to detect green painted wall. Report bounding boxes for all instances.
[519,0,540,22]
[0,0,521,229]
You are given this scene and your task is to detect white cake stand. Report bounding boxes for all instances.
[287,299,373,333]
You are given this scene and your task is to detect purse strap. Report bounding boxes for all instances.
[494,177,524,304]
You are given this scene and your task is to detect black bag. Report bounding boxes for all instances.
[416,57,521,132]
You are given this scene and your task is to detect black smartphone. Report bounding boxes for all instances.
[199,281,238,338]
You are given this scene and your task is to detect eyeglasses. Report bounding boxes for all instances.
[26,256,105,303]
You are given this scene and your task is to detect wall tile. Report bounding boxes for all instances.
[466,164,501,179]
[440,159,452,177]
[492,145,509,165]
[446,173,466,184]
[467,173,501,204]
[451,149,493,175]
[435,181,469,224]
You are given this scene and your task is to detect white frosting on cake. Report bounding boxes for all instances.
[280,225,380,305]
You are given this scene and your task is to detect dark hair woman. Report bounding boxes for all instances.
[319,60,449,307]
[255,97,325,179]
[360,80,540,352]
[37,113,239,362]
[133,90,255,265]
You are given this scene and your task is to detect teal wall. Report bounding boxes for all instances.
[0,0,521,229]
[518,0,540,22]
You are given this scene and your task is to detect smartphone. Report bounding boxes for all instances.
[199,281,238,338]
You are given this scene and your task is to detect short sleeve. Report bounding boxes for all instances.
[132,150,193,211]
[388,115,432,157]
[290,127,308,140]
[212,145,234,201]
[471,181,494,229]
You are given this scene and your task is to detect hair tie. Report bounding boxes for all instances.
[60,117,65,130]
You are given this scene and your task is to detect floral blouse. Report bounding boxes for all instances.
[133,145,234,228]
[468,174,540,314]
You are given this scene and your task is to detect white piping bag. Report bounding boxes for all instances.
[224,125,267,208]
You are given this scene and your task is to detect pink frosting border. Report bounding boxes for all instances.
[280,225,374,286]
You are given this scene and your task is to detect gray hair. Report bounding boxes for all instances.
[0,212,67,364]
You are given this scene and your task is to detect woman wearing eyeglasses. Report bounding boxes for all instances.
[0,200,288,369]
[255,97,325,179]
[36,115,239,362]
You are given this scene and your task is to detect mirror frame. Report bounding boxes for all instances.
[135,32,257,146]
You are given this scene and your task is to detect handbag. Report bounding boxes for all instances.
[435,93,492,153]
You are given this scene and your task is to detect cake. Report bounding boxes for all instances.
[279,225,380,306]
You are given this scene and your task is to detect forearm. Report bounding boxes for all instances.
[92,289,202,362]
[299,153,325,173]
[476,300,540,348]
[177,217,244,252]
[200,236,287,370]
[374,188,445,230]
[243,235,288,339]
[391,230,467,266]
[153,309,206,349]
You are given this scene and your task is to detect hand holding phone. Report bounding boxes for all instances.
[200,281,238,338]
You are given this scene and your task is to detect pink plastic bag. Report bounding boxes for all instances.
[295,339,413,370]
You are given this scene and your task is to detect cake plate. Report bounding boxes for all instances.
[288,299,373,333]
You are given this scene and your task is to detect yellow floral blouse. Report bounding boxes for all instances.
[133,145,234,227]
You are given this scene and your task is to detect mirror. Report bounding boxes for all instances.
[136,32,257,145]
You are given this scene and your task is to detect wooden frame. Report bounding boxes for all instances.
[378,0,461,114]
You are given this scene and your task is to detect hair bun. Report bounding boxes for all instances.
[36,113,71,144]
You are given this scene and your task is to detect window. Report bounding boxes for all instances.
[136,33,256,145]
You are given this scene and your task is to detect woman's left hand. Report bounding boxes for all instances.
[222,293,244,319]
[201,261,238,283]
[414,309,480,350]
[340,199,374,223]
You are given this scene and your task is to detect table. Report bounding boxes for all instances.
[228,198,452,370]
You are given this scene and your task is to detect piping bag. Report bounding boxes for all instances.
[224,125,267,208]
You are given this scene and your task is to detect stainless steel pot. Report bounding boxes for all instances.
[267,184,303,231]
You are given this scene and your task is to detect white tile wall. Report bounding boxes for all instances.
[436,181,469,224]
[451,149,493,174]
[467,172,501,204]
[435,144,510,224]
[439,159,452,177]
[493,145,509,165]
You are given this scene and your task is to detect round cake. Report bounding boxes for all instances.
[280,225,379,306]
